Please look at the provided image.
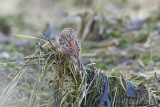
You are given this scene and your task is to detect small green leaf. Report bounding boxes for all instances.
[14,34,41,40]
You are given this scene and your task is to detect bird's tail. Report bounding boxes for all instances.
[77,59,83,71]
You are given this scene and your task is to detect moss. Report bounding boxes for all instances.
[96,62,108,69]
[110,71,121,77]
[118,39,133,48]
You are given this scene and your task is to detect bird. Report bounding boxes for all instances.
[59,28,83,71]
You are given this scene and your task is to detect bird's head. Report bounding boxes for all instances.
[60,28,75,37]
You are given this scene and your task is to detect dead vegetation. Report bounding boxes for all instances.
[0,38,159,107]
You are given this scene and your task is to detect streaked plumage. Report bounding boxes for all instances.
[59,28,83,71]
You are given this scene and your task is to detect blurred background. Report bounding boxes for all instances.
[0,0,160,106]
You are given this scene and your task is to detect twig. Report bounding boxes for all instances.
[24,55,49,60]
[40,34,54,48]
[24,63,45,66]
[36,41,47,54]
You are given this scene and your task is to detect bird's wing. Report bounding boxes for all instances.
[70,40,78,59]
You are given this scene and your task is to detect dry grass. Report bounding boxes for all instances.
[0,38,159,107]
